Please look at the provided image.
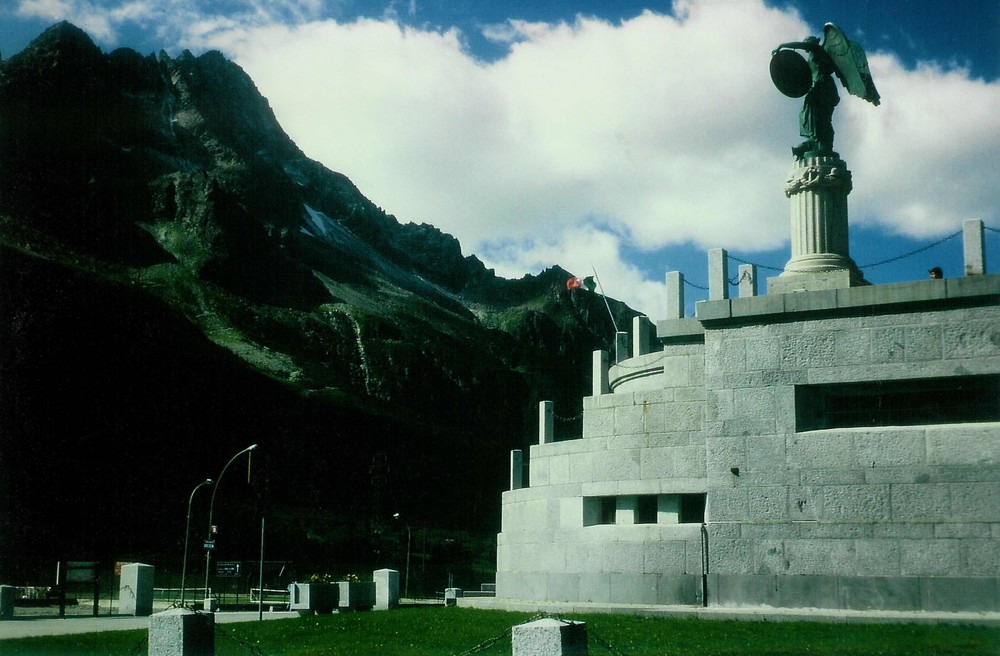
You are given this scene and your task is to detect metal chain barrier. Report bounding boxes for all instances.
[449,613,549,656]
[449,626,512,656]
[856,229,961,268]
[590,631,630,656]
[727,229,964,277]
[212,617,271,656]
[683,278,709,291]
[554,412,582,423]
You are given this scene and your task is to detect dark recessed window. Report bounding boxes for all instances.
[796,375,1000,431]
[679,494,706,524]
[635,495,658,524]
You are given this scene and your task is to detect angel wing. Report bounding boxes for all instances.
[823,23,880,106]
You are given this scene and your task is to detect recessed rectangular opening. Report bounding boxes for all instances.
[679,493,706,524]
[635,495,658,524]
[583,493,706,526]
[795,374,1000,431]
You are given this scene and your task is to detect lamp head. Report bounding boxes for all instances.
[393,513,401,519]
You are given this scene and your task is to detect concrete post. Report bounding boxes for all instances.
[709,248,729,301]
[512,617,588,656]
[0,585,15,620]
[148,608,214,656]
[538,401,554,445]
[373,569,399,610]
[738,263,757,298]
[510,450,524,490]
[964,218,986,276]
[592,350,609,396]
[665,271,685,319]
[118,563,154,616]
[632,316,654,357]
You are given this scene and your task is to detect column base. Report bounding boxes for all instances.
[768,265,868,295]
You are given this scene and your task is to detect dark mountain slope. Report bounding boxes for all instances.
[0,23,640,584]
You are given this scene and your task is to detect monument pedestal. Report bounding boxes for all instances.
[768,155,868,294]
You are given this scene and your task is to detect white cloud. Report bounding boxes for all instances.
[14,0,999,320]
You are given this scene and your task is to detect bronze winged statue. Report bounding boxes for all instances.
[771,23,880,159]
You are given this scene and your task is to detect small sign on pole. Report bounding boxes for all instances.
[216,561,241,578]
[203,540,216,550]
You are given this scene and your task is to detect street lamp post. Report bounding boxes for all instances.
[203,444,258,611]
[393,513,411,599]
[180,478,212,607]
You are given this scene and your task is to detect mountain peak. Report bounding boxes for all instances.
[21,21,102,62]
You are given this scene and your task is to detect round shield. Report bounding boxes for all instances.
[770,49,811,98]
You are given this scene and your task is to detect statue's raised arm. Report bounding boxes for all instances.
[771,23,879,159]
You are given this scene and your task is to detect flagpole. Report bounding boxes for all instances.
[591,266,619,333]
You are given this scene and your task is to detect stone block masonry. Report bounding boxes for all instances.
[496,267,1000,613]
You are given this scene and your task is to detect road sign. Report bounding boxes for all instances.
[203,540,216,550]
[216,561,241,578]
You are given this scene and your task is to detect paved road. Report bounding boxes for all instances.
[0,610,300,640]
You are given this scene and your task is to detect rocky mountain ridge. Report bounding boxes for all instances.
[0,22,642,583]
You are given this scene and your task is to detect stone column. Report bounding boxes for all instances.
[769,155,867,293]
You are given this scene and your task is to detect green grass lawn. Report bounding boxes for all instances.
[2,608,998,656]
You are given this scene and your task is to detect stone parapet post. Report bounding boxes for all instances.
[709,248,729,301]
[665,271,685,318]
[592,350,609,396]
[539,401,554,444]
[964,218,986,276]
[614,331,629,363]
[738,263,757,298]
[510,450,524,490]
[632,316,655,357]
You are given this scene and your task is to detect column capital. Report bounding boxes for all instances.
[785,155,852,197]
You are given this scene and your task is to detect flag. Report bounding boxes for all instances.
[566,275,597,291]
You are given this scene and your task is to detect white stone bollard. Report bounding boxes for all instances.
[0,585,15,620]
[119,563,154,616]
[512,618,588,656]
[444,587,463,606]
[373,569,399,610]
[148,608,214,656]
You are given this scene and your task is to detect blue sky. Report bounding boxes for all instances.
[2,1,998,319]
